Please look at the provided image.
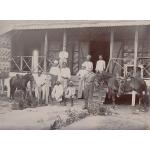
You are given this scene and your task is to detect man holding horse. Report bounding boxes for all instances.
[83,67,96,109]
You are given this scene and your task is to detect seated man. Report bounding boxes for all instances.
[51,81,63,103]
[59,62,71,90]
[64,81,76,106]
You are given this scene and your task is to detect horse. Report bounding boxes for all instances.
[95,71,120,108]
[118,76,148,111]
[96,71,148,110]
[10,73,34,100]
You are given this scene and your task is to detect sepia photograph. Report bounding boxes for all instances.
[0,20,150,130]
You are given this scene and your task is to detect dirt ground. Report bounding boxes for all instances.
[0,97,150,130]
[0,98,84,130]
[63,106,150,130]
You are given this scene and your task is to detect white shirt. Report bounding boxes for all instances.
[35,74,45,87]
[51,84,63,101]
[65,86,76,98]
[44,75,52,87]
[82,61,93,71]
[95,60,106,72]
[77,69,88,78]
[49,66,60,76]
[60,67,71,79]
[59,51,68,59]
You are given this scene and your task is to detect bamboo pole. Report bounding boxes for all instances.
[44,32,48,72]
[109,29,114,73]
[133,27,139,76]
[63,29,67,51]
[132,27,139,106]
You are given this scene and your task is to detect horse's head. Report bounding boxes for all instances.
[96,71,113,86]
[24,73,34,82]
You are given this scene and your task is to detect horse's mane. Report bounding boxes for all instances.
[22,73,32,79]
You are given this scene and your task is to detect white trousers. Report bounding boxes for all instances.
[35,86,42,104]
[42,85,50,104]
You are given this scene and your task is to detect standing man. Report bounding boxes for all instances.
[49,60,60,88]
[42,73,52,105]
[60,62,71,90]
[95,55,106,73]
[82,55,93,71]
[83,69,96,109]
[76,64,88,99]
[59,50,69,69]
[34,70,45,105]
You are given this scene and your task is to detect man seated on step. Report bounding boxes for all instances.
[64,80,76,106]
[59,62,71,90]
[51,80,63,103]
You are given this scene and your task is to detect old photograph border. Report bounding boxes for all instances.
[0,0,150,150]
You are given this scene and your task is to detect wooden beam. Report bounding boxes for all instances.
[44,32,48,72]
[109,29,114,73]
[133,27,139,76]
[132,27,139,106]
[63,29,67,51]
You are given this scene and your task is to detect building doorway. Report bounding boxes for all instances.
[90,41,110,71]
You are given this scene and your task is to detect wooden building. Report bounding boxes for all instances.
[0,20,150,78]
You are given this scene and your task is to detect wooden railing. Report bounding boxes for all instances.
[106,57,150,79]
[11,56,52,73]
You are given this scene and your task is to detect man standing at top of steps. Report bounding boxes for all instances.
[95,55,106,73]
[82,55,93,71]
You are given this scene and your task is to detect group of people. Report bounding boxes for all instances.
[33,50,76,106]
[32,50,106,109]
[76,54,106,109]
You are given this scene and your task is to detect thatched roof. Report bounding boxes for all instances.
[0,20,150,35]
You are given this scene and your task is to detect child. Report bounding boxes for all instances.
[51,81,63,103]
[65,81,76,106]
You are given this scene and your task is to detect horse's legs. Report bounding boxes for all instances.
[140,94,148,112]
[71,97,74,107]
[10,86,14,100]
[112,94,116,109]
[11,87,16,100]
